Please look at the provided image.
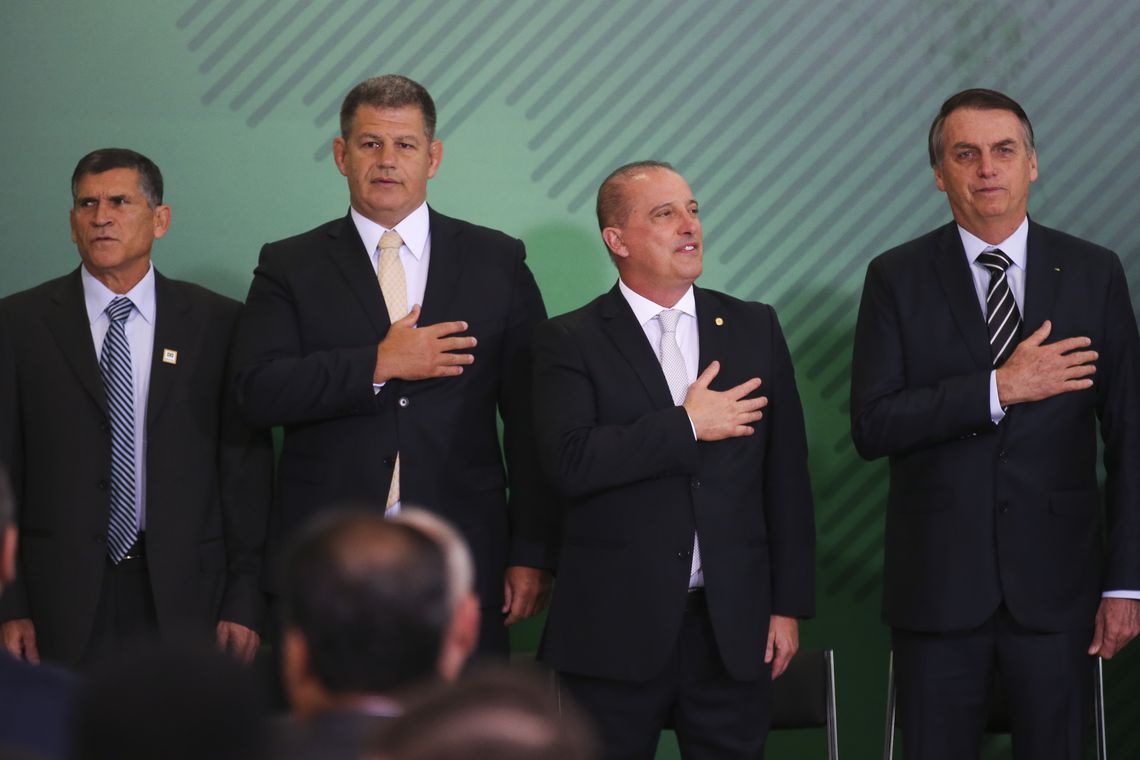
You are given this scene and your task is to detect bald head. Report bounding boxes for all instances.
[595,160,676,232]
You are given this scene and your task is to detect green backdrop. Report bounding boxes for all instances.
[3,2,1138,757]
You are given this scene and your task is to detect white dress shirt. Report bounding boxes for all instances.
[617,279,703,587]
[82,264,155,531]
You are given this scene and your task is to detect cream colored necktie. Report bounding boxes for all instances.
[377,230,406,511]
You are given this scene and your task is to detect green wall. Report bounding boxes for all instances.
[3,2,1138,757]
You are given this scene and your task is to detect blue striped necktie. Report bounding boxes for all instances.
[100,296,137,563]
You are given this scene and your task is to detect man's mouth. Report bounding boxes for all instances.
[677,243,699,253]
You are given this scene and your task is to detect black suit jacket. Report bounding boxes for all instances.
[0,270,273,665]
[532,285,815,682]
[851,220,1140,633]
[0,651,76,760]
[232,209,556,609]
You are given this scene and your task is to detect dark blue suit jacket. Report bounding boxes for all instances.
[0,651,77,759]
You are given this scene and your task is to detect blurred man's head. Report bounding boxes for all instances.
[281,508,478,717]
[370,665,598,760]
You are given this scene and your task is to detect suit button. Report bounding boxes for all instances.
[97,479,109,490]
[677,551,685,559]
[691,479,701,489]
[999,502,1010,514]
[398,396,410,408]
[383,456,395,467]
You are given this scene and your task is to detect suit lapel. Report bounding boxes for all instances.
[419,208,467,325]
[44,270,106,410]
[147,273,200,430]
[1021,219,1061,338]
[326,214,392,334]
[599,285,675,409]
[694,287,730,383]
[933,223,991,369]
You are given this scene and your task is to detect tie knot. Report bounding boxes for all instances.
[977,248,1013,274]
[379,230,404,252]
[106,297,133,323]
[658,309,682,334]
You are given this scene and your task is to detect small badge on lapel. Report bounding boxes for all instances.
[162,348,179,365]
[1054,266,1062,272]
[714,317,724,326]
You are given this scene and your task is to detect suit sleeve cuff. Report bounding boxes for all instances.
[1102,590,1140,599]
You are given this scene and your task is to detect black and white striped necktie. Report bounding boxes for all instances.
[978,249,1021,367]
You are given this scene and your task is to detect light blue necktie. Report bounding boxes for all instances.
[100,296,137,563]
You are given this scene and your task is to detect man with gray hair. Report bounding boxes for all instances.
[0,148,273,668]
[234,74,556,656]
[276,507,479,760]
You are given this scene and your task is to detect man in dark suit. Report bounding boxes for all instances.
[275,508,479,760]
[532,161,816,758]
[0,148,272,668]
[851,89,1140,760]
[233,75,554,654]
[0,464,77,760]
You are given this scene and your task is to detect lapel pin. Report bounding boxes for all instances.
[1054,266,1062,272]
[715,317,724,326]
[162,348,179,365]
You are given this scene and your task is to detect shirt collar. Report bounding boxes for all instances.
[618,279,697,327]
[350,202,430,262]
[82,263,157,325]
[958,216,1029,271]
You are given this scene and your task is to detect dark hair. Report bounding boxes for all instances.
[340,75,437,141]
[595,160,675,231]
[281,509,450,694]
[74,643,269,760]
[71,148,164,208]
[928,88,1035,167]
[371,664,598,760]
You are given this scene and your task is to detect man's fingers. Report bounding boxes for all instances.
[726,377,762,400]
[394,303,422,326]
[1060,349,1097,366]
[1026,319,1052,345]
[420,319,470,338]
[693,360,721,390]
[437,336,478,353]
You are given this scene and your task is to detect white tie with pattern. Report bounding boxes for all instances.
[657,309,702,587]
[378,229,407,513]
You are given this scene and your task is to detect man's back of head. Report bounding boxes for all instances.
[280,508,456,716]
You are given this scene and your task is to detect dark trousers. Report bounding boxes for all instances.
[557,591,771,760]
[892,605,1093,760]
[79,536,159,669]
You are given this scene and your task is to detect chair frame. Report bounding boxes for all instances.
[770,648,840,760]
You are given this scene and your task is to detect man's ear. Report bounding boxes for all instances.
[602,227,627,259]
[438,594,480,681]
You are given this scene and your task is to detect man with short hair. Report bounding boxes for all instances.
[0,464,77,760]
[532,161,816,758]
[851,88,1140,759]
[277,508,479,759]
[0,148,273,668]
[233,75,555,654]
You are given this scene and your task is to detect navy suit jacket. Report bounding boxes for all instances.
[0,651,76,759]
[533,285,816,682]
[233,209,556,612]
[851,220,1140,632]
[0,270,272,665]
